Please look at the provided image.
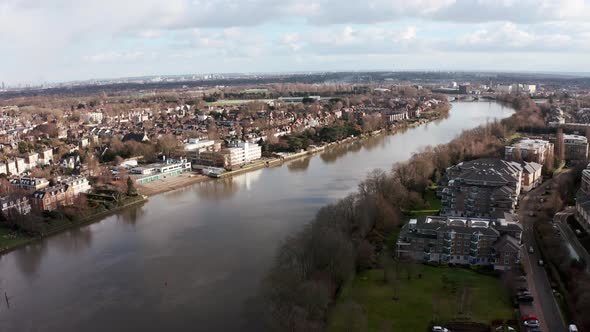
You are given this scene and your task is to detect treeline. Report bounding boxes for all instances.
[261,111,523,330]
[260,121,363,153]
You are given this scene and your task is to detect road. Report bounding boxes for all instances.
[517,178,566,332]
[555,208,590,271]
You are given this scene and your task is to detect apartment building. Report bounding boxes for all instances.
[224,142,262,169]
[564,134,589,161]
[439,159,523,218]
[396,215,522,270]
[505,138,554,165]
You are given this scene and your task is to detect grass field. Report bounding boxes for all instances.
[0,227,33,250]
[206,99,273,106]
[327,265,514,332]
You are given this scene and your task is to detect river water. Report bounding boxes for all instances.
[0,102,513,332]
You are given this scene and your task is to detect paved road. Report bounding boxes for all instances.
[517,178,566,332]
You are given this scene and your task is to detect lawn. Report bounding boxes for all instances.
[206,99,273,106]
[0,226,33,251]
[327,265,514,332]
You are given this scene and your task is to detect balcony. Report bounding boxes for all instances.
[469,247,478,256]
[469,257,478,265]
[441,254,450,262]
[442,247,451,255]
[423,252,431,261]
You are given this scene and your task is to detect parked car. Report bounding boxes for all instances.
[569,324,579,332]
[529,246,534,254]
[432,326,450,332]
[523,314,540,328]
[516,294,534,303]
[538,259,544,266]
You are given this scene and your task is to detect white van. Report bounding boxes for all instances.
[569,324,579,332]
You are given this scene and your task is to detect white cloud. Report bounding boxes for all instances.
[2,0,590,83]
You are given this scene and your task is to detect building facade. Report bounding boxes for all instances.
[396,215,522,270]
[505,138,554,165]
[32,184,75,211]
[439,159,523,218]
[0,195,32,216]
[564,134,589,161]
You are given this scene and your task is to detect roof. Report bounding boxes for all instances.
[493,234,521,253]
[522,161,542,174]
[122,132,148,142]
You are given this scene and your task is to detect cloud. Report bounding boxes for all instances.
[2,0,590,83]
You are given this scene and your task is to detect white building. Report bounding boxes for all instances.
[0,163,6,175]
[59,176,92,195]
[184,138,215,152]
[82,112,104,123]
[225,142,262,168]
[132,158,192,184]
[24,152,38,170]
[6,160,17,175]
[39,148,54,165]
[15,157,25,174]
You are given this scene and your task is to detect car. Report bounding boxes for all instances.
[516,275,527,282]
[432,326,450,332]
[523,319,540,328]
[516,286,529,292]
[569,324,579,332]
[529,246,534,254]
[516,290,531,297]
[538,259,544,266]
[527,329,542,332]
[517,295,534,302]
[523,314,538,321]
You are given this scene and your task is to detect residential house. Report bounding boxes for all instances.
[31,184,75,211]
[520,161,543,192]
[11,176,50,191]
[58,176,92,195]
[0,195,32,216]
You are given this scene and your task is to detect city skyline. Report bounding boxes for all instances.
[2,0,590,84]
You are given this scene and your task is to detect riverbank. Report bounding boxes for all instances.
[0,195,147,255]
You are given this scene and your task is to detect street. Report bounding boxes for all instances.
[517,178,566,332]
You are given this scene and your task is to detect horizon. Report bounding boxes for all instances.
[6,68,590,88]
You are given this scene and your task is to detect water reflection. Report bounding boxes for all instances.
[13,241,48,277]
[117,204,147,225]
[53,227,93,253]
[286,156,311,172]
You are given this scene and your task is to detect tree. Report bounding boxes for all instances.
[126,176,137,196]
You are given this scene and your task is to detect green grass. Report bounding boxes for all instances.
[0,227,33,250]
[206,99,273,106]
[424,188,441,211]
[327,265,514,332]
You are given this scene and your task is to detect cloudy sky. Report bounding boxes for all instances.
[1,0,590,84]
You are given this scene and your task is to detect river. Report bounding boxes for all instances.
[0,102,513,332]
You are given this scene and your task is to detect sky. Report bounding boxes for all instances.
[1,0,590,84]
